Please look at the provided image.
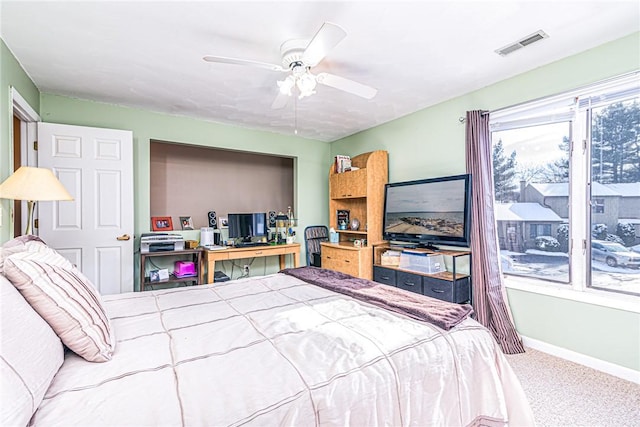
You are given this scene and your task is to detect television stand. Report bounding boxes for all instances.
[372,243,472,305]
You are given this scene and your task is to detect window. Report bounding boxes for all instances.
[530,224,552,239]
[491,72,640,297]
[592,198,605,214]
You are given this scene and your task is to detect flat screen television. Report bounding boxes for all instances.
[228,213,267,241]
[382,174,472,249]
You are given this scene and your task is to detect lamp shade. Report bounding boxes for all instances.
[0,166,73,202]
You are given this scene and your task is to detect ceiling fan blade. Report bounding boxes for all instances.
[301,22,347,67]
[271,92,290,109]
[203,55,285,72]
[316,73,377,99]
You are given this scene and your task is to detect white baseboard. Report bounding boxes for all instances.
[521,336,640,384]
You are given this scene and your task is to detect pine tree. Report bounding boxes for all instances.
[493,139,518,202]
[591,100,640,183]
[543,136,570,183]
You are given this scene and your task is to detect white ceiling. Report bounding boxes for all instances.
[1,1,638,142]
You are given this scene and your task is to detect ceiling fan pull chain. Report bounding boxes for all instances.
[294,95,298,135]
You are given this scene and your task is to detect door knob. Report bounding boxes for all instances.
[116,234,131,241]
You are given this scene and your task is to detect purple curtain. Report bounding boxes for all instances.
[465,110,525,354]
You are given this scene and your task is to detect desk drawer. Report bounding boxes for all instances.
[249,247,284,257]
[229,247,285,259]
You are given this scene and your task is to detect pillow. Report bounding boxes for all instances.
[0,235,71,274]
[3,255,115,363]
[0,274,64,426]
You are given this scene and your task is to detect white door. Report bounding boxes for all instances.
[36,122,134,294]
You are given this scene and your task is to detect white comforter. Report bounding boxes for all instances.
[32,273,534,426]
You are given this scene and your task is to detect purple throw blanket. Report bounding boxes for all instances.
[281,267,473,330]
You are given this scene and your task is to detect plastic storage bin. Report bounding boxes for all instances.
[174,261,196,278]
[399,251,445,274]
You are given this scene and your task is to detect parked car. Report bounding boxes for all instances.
[591,240,640,268]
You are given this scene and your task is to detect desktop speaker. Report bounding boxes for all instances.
[208,211,217,229]
[268,210,276,227]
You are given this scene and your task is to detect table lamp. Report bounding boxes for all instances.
[275,213,289,244]
[0,166,74,235]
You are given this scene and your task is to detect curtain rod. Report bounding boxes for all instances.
[458,110,490,123]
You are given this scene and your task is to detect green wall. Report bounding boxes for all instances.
[332,32,640,371]
[0,39,40,240]
[506,289,639,369]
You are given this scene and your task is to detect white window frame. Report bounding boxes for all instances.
[490,71,640,313]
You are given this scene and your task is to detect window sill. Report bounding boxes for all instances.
[504,275,640,314]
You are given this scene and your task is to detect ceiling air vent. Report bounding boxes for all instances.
[495,30,549,56]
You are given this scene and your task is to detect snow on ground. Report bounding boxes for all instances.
[500,249,640,295]
[525,249,569,257]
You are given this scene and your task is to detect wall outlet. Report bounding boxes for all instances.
[243,265,250,275]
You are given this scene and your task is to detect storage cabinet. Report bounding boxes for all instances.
[321,150,388,280]
[372,244,472,304]
[329,168,368,198]
[321,244,372,278]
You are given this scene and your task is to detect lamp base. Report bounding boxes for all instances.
[25,200,35,235]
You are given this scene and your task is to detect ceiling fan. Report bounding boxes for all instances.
[203,22,377,109]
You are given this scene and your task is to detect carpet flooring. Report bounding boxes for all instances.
[505,348,640,426]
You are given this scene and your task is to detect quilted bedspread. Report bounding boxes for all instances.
[31,273,534,426]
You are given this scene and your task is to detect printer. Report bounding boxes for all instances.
[140,233,185,253]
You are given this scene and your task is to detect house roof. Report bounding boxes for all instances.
[529,182,626,197]
[620,218,640,225]
[605,183,640,197]
[495,203,564,222]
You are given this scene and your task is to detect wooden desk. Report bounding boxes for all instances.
[204,243,301,283]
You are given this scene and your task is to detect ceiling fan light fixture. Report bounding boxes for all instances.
[296,72,317,99]
[277,75,295,96]
[290,61,306,77]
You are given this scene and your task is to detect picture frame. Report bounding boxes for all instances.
[219,217,228,228]
[180,216,194,230]
[337,209,350,230]
[151,216,173,232]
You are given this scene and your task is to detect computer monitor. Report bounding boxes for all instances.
[228,213,267,241]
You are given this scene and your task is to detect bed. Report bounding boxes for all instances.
[1,236,534,426]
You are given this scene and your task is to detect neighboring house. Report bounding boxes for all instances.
[521,182,640,239]
[606,183,640,238]
[495,203,563,252]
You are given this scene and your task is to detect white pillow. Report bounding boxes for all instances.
[4,253,115,363]
[0,274,64,426]
[0,235,72,274]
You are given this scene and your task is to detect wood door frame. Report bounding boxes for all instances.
[10,88,40,237]
[12,115,21,237]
